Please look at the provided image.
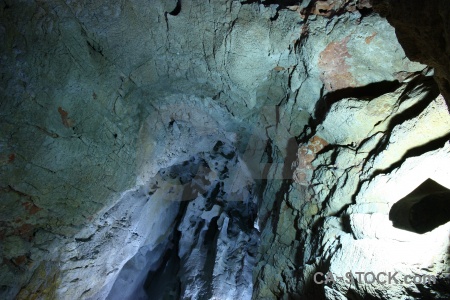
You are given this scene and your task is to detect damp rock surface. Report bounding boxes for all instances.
[1,0,449,299]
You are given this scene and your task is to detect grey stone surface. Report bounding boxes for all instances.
[0,0,287,297]
[1,0,449,299]
[372,0,450,109]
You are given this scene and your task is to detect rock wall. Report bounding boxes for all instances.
[371,0,450,109]
[0,0,449,299]
[253,1,450,299]
[0,0,295,298]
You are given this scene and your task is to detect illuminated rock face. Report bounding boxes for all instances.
[0,0,449,299]
[371,0,450,109]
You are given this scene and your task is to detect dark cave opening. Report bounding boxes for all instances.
[389,178,450,234]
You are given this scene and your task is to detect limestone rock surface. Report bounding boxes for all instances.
[371,0,450,109]
[1,0,449,299]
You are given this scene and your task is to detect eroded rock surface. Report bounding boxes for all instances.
[371,0,450,109]
[106,149,258,299]
[1,0,449,299]
[0,0,294,297]
[252,2,450,300]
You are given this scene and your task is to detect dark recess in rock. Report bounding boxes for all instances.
[371,132,450,178]
[314,80,402,123]
[142,202,188,299]
[371,0,450,109]
[240,0,299,7]
[389,179,450,234]
[169,0,182,16]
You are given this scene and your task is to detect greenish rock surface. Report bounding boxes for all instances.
[1,0,449,299]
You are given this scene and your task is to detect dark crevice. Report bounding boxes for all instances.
[257,139,273,228]
[143,200,189,299]
[239,0,261,5]
[372,135,450,178]
[315,143,341,158]
[270,137,298,237]
[355,131,384,154]
[74,235,93,243]
[240,0,299,8]
[261,0,299,7]
[86,40,104,57]
[270,9,279,21]
[201,216,220,300]
[168,0,182,16]
[362,76,440,177]
[340,213,353,234]
[396,68,434,106]
[319,182,338,214]
[143,244,180,299]
[313,80,402,125]
[207,182,221,202]
[164,12,169,30]
[358,7,374,18]
[403,134,450,161]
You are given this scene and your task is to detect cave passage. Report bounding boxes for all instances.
[107,141,260,299]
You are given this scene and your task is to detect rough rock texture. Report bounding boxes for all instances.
[252,2,450,300]
[0,0,294,298]
[256,84,450,298]
[107,149,258,299]
[1,0,449,299]
[371,0,450,109]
